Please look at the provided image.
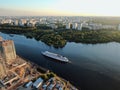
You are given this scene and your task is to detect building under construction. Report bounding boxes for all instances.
[0,36,16,79]
[0,39,16,64]
[0,59,7,79]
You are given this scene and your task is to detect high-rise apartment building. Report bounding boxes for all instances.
[0,40,16,64]
[72,23,78,30]
[66,23,71,29]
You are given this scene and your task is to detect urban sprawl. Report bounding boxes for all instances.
[0,16,120,30]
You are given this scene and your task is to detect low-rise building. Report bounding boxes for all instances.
[25,81,33,88]
[33,78,43,89]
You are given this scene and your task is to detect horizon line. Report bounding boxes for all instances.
[0,15,120,17]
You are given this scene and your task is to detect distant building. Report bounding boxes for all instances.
[18,19,27,26]
[27,22,35,27]
[50,24,58,29]
[14,20,19,26]
[0,40,16,64]
[102,25,116,30]
[118,24,120,30]
[77,24,82,30]
[0,19,12,24]
[81,22,88,28]
[66,23,71,29]
[89,23,102,30]
[72,23,78,30]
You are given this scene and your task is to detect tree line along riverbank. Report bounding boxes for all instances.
[0,28,120,48]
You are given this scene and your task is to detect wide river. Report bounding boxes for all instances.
[1,32,120,90]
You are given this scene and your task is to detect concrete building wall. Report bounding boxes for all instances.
[0,40,16,64]
[0,59,7,79]
[0,36,3,41]
[0,36,7,79]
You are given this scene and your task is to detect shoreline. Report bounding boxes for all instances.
[17,55,79,89]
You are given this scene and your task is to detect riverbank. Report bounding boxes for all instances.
[0,29,66,48]
[18,55,79,90]
[1,28,120,48]
[1,32,120,90]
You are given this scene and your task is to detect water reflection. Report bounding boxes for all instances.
[1,32,120,90]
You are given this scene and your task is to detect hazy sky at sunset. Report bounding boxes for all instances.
[0,0,120,16]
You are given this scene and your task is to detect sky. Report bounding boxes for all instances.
[0,0,120,16]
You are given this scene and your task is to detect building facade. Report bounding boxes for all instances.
[72,23,78,30]
[0,59,7,79]
[0,40,16,64]
[118,24,120,30]
[66,23,71,29]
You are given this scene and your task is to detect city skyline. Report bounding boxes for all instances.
[0,0,120,16]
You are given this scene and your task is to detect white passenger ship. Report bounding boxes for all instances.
[42,51,69,62]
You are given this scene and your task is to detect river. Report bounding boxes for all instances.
[1,32,120,90]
